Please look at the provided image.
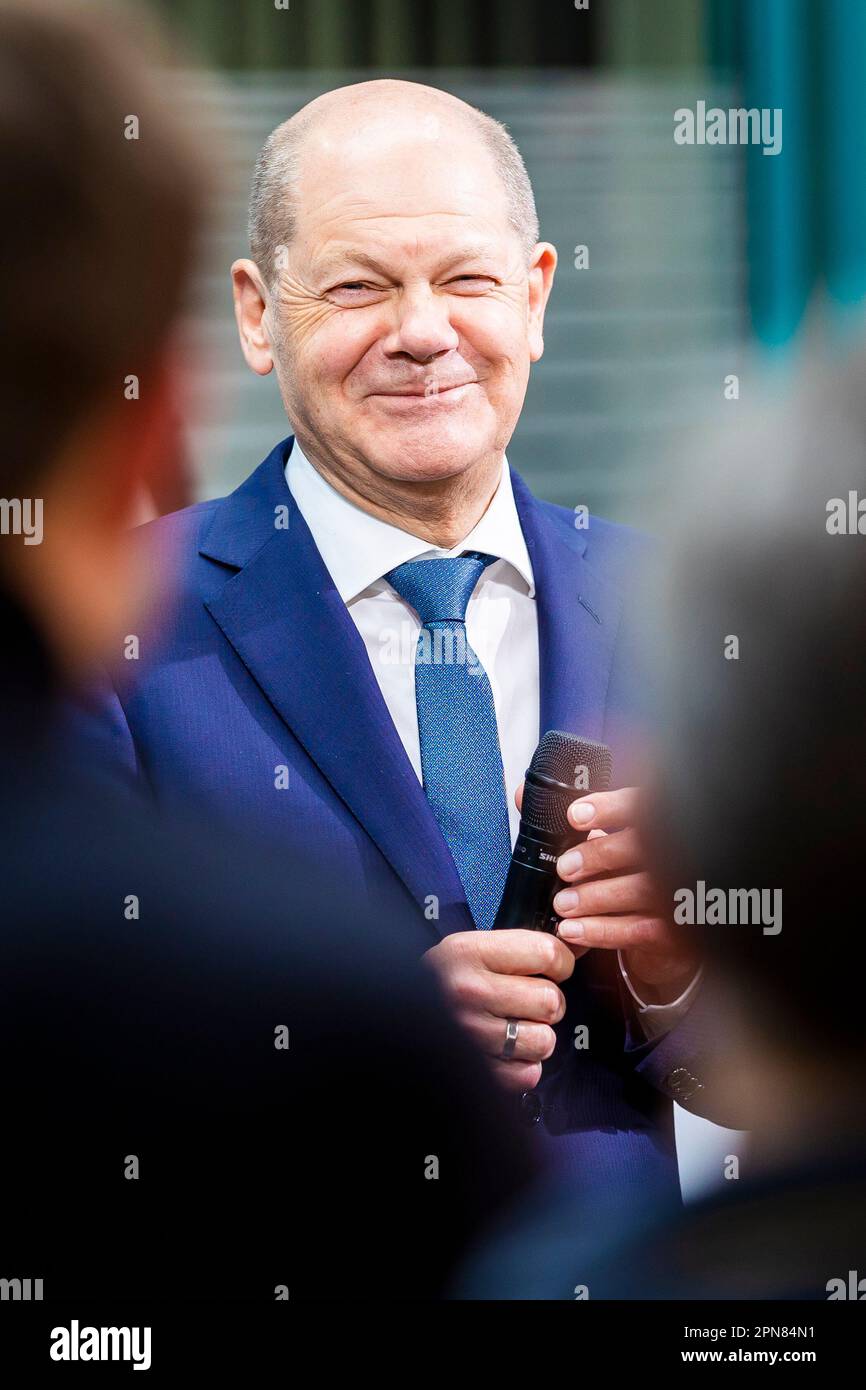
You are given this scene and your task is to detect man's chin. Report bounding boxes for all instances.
[353,408,494,483]
[360,441,488,485]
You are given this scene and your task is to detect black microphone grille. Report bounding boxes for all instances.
[522,732,613,836]
[530,731,613,791]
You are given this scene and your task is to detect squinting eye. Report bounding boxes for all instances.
[448,275,495,290]
[326,282,385,301]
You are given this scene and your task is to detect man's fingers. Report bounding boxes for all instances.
[560,942,591,963]
[566,785,640,834]
[552,871,657,920]
[458,1012,557,1063]
[449,969,567,1025]
[457,927,576,983]
[557,827,643,882]
[489,1058,543,1093]
[555,913,676,951]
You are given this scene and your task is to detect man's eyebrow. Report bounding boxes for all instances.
[314,242,503,282]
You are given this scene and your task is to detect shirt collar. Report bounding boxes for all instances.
[286,437,536,604]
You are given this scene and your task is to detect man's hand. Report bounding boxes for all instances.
[548,785,698,1004]
[423,929,575,1092]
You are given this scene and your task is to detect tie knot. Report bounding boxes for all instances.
[386,552,495,625]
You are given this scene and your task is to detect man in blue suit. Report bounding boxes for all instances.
[0,8,536,1305]
[81,78,730,1209]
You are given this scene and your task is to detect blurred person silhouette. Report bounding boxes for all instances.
[457,341,866,1298]
[0,0,534,1303]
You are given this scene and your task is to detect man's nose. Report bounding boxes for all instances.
[382,285,460,362]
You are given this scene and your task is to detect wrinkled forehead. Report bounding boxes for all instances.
[292,114,513,255]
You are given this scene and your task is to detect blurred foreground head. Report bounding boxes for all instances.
[0,0,205,679]
[646,343,866,1160]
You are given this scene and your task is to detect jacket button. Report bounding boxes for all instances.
[518,1090,542,1125]
[664,1066,703,1101]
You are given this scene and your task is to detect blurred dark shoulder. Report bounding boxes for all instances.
[0,595,535,1301]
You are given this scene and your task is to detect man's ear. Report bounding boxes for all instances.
[527,242,557,363]
[231,258,276,376]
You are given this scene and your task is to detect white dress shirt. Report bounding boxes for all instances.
[287,438,699,1037]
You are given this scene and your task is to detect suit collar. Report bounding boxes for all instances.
[286,437,535,603]
[198,436,294,570]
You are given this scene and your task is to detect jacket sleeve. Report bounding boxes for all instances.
[621,969,746,1128]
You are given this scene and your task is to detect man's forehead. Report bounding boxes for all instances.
[290,114,514,268]
[297,113,497,202]
[302,100,471,153]
[295,161,512,267]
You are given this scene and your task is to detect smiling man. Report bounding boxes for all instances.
[82,79,729,1203]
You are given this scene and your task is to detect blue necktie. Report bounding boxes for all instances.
[385,552,512,931]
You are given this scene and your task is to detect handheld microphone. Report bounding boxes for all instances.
[493,731,612,933]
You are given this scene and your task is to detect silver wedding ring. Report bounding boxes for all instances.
[501,1018,520,1060]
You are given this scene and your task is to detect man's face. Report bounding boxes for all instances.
[263,112,555,487]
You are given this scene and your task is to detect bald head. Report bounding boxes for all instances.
[248,80,539,284]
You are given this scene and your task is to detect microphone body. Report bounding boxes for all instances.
[493,732,612,933]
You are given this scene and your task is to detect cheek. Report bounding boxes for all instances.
[457,300,529,376]
[302,320,380,397]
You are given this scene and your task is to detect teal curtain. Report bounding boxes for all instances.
[823,0,866,324]
[709,0,866,348]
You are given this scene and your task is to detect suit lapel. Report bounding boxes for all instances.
[511,470,625,748]
[199,438,470,937]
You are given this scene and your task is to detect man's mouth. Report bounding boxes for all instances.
[369,381,476,399]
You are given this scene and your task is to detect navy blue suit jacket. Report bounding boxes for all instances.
[75,436,728,1207]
